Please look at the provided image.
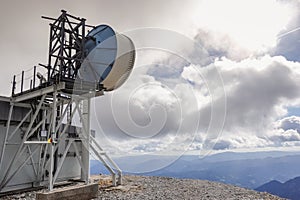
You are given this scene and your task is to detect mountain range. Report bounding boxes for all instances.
[91,151,300,189]
[256,177,300,200]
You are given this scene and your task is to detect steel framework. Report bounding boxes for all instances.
[0,10,122,193]
[44,10,86,82]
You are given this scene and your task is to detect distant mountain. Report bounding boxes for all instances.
[256,177,300,200]
[142,154,300,188]
[255,180,282,193]
[196,151,300,162]
[90,151,300,189]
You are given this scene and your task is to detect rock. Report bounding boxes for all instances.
[0,175,286,200]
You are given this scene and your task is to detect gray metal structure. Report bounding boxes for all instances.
[0,10,135,194]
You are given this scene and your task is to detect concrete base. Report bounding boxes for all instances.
[36,183,98,200]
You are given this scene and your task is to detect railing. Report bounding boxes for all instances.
[11,65,48,96]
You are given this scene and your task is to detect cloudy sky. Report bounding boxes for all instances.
[1,0,300,157]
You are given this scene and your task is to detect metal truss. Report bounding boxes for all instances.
[1,10,122,193]
[44,10,87,82]
[0,86,122,191]
[0,86,91,191]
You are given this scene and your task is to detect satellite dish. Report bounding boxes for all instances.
[78,25,135,93]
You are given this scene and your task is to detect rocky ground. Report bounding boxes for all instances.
[97,175,285,200]
[0,175,285,200]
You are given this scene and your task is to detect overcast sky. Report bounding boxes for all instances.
[1,0,300,159]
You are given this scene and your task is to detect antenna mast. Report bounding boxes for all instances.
[44,10,86,83]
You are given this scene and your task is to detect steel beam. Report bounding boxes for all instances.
[81,98,90,184]
[26,118,47,139]
[1,146,39,189]
[12,82,65,102]
[7,109,32,141]
[0,103,14,173]
[0,95,46,188]
[27,146,38,178]
[49,91,57,191]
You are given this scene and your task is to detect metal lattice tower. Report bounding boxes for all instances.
[45,10,86,82]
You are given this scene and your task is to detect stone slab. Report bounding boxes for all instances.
[36,183,98,200]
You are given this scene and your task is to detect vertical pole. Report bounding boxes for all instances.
[11,75,16,96]
[81,98,90,184]
[49,90,57,191]
[68,33,72,78]
[59,10,66,81]
[48,25,53,82]
[81,18,86,61]
[33,66,36,88]
[21,71,24,93]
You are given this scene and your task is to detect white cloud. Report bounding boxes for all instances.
[193,0,295,55]
[276,115,300,133]
[1,0,299,155]
[179,55,300,151]
[92,53,300,155]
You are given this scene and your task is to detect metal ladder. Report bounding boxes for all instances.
[89,136,122,186]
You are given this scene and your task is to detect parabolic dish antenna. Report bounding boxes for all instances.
[78,25,135,93]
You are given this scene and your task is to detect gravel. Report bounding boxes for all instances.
[0,175,285,200]
[96,175,285,200]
